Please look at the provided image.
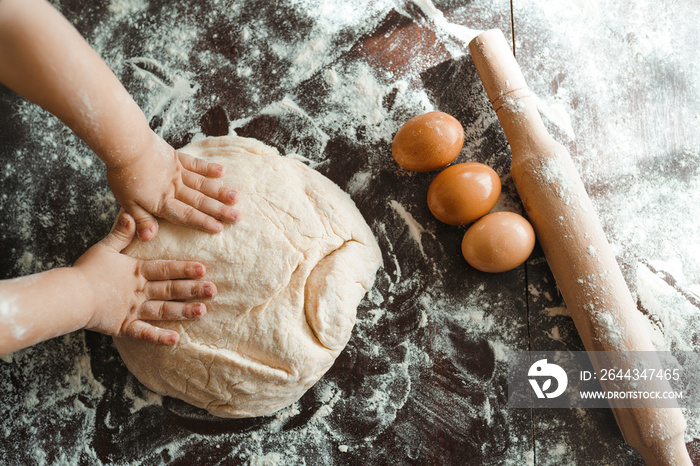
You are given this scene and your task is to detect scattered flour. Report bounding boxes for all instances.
[635,262,700,354]
[388,200,434,257]
[249,452,284,466]
[502,97,526,114]
[535,97,576,141]
[107,0,148,20]
[410,0,481,46]
[544,306,570,317]
[0,0,697,464]
[123,377,163,414]
[546,326,561,342]
[347,171,371,194]
[536,156,579,207]
[0,291,25,340]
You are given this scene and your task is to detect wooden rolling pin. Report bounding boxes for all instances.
[468,29,691,465]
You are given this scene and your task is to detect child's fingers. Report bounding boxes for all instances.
[178,152,225,178]
[124,320,180,345]
[163,198,223,233]
[181,170,238,205]
[140,260,206,281]
[177,186,240,223]
[129,204,159,241]
[139,301,207,321]
[145,280,217,301]
[101,211,136,252]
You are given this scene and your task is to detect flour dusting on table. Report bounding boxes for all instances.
[1,0,698,464]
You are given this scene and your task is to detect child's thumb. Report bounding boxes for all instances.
[129,205,158,242]
[102,211,136,252]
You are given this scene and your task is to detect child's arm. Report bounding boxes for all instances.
[0,213,214,357]
[0,0,239,241]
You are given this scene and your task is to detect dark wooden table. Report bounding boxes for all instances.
[1,0,699,464]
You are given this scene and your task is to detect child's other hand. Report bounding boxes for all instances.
[106,134,239,241]
[75,212,215,345]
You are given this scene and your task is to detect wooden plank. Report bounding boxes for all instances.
[513,0,700,463]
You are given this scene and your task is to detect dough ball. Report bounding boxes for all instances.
[113,136,382,418]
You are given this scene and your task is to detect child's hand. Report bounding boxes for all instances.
[1,0,238,242]
[75,212,215,345]
[106,134,239,242]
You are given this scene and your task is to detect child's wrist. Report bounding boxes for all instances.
[100,125,164,169]
[70,263,101,331]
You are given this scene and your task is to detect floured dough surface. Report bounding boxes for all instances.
[113,136,382,418]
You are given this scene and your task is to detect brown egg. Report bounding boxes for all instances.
[392,112,464,172]
[461,212,536,273]
[427,163,501,225]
